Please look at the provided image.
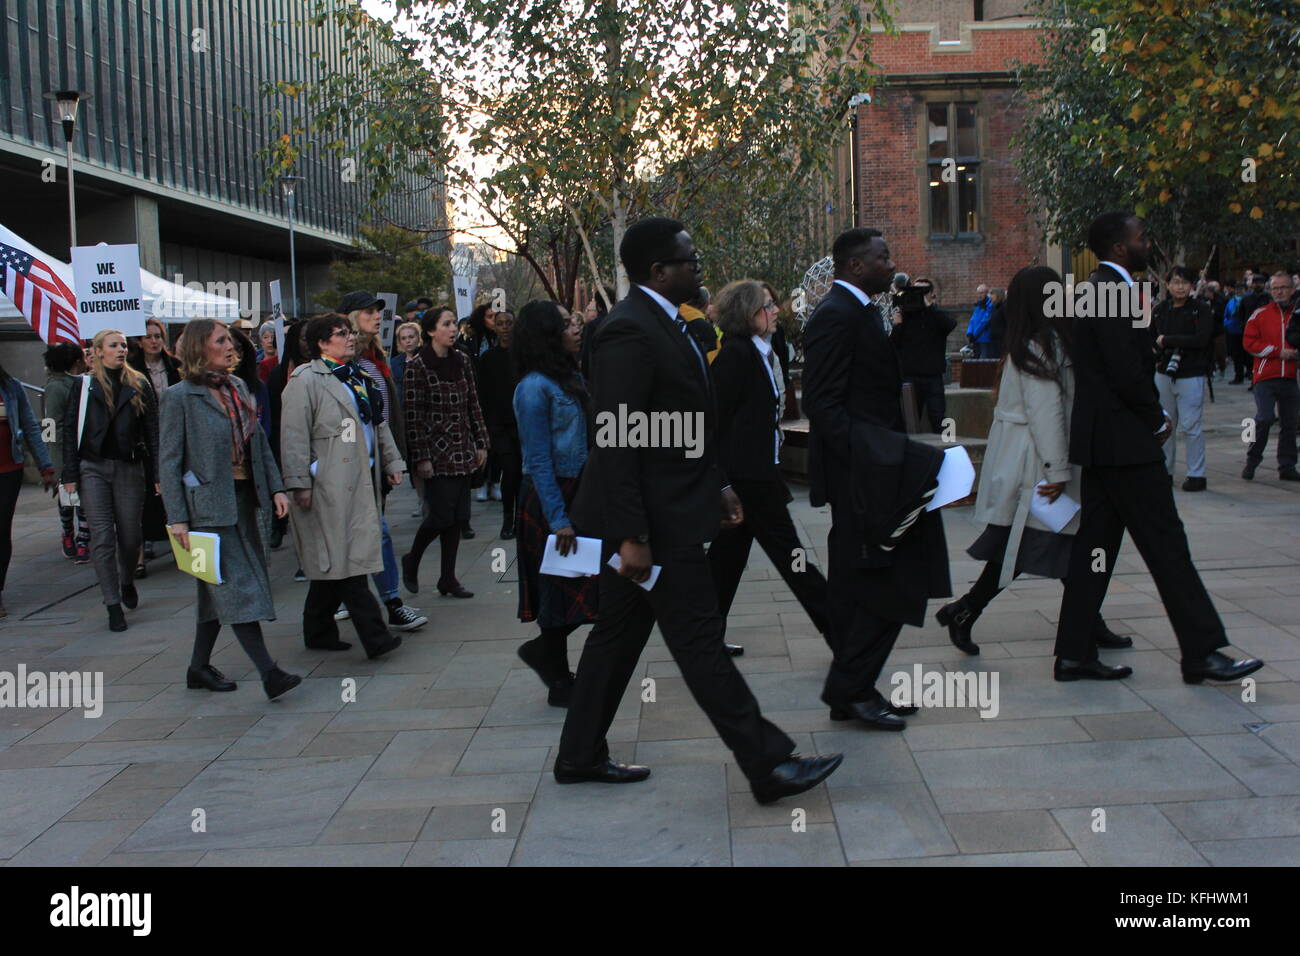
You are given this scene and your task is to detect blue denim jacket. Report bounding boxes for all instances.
[1,377,53,472]
[513,371,588,530]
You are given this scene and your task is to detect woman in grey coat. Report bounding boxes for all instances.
[159,318,301,700]
[936,266,1130,656]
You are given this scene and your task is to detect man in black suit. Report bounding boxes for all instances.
[555,217,842,804]
[1054,211,1263,684]
[802,228,952,731]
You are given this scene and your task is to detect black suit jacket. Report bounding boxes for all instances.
[571,286,725,548]
[1069,264,1165,467]
[711,335,783,484]
[802,282,949,625]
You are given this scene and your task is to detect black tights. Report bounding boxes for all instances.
[964,559,1110,634]
[408,523,462,584]
[191,619,276,678]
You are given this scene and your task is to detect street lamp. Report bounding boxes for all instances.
[279,174,305,316]
[44,89,90,251]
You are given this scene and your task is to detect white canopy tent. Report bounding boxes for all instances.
[0,226,242,334]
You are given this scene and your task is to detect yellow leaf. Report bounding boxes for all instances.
[1130,104,1145,121]
[1158,189,1172,203]
[1197,150,1210,162]
[1258,143,1274,157]
[1121,39,1136,54]
[1237,94,1253,108]
[1179,119,1192,132]
[1146,159,1161,172]
[1250,206,1263,219]
[1229,202,1242,213]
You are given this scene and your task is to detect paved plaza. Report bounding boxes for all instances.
[1,384,1297,867]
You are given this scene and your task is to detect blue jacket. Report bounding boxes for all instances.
[513,371,588,530]
[966,297,994,344]
[1,377,53,473]
[1223,295,1245,334]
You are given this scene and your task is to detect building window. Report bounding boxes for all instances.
[926,102,981,238]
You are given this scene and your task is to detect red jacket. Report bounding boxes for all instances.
[1243,300,1299,384]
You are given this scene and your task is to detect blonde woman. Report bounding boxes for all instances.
[61,329,159,632]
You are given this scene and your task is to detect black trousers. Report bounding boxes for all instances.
[303,574,390,651]
[905,374,946,432]
[1055,461,1227,661]
[0,469,23,592]
[558,541,795,781]
[1226,332,1248,381]
[822,501,905,707]
[707,478,828,636]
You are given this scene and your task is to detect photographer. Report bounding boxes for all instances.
[890,277,956,432]
[1152,265,1213,491]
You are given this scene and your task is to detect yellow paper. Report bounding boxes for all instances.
[167,528,224,585]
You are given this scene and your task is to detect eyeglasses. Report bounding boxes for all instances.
[758,301,778,312]
[329,328,357,339]
[656,256,703,271]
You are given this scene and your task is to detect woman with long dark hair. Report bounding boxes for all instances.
[402,306,488,598]
[129,317,182,574]
[510,300,596,705]
[460,302,499,516]
[43,343,89,563]
[159,318,301,699]
[227,325,272,437]
[62,330,160,632]
[936,266,1129,655]
[0,362,55,617]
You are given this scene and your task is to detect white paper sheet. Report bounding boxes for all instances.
[925,445,976,511]
[538,534,602,578]
[1029,481,1081,533]
[607,552,662,591]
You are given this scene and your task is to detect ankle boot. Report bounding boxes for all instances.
[107,604,128,632]
[935,596,980,655]
[263,666,302,700]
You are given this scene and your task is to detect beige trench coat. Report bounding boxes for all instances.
[972,335,1082,587]
[280,359,405,580]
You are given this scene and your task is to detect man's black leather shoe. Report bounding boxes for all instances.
[724,642,744,656]
[1242,463,1257,480]
[828,699,906,730]
[1280,469,1300,482]
[1182,476,1207,492]
[1095,626,1134,649]
[751,753,844,805]
[365,633,403,660]
[1054,657,1132,681]
[553,758,650,784]
[1181,651,1263,684]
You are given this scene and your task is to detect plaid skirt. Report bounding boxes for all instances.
[516,474,599,627]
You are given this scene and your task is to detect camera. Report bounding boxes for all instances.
[1165,349,1182,375]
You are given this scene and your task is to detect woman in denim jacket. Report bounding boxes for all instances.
[0,364,55,617]
[510,300,596,706]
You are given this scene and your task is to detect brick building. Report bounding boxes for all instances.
[843,1,1067,313]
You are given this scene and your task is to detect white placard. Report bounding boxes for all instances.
[453,274,478,320]
[269,279,285,361]
[71,243,146,339]
[377,292,397,353]
[925,445,976,511]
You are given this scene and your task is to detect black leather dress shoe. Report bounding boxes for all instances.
[365,633,403,660]
[1181,651,1264,684]
[935,598,980,655]
[107,604,128,632]
[1280,469,1300,482]
[751,753,844,805]
[186,664,236,692]
[828,699,906,730]
[1053,657,1132,681]
[1181,476,1207,492]
[1242,463,1257,480]
[305,638,352,651]
[553,757,651,784]
[724,642,744,656]
[121,584,139,610]
[1095,626,1135,649]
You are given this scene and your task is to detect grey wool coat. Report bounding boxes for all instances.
[279,359,405,580]
[158,378,285,526]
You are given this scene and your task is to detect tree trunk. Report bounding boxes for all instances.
[612,188,629,299]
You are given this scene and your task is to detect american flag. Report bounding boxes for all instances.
[0,240,80,344]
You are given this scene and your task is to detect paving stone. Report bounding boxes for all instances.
[855,850,1084,867]
[404,839,514,866]
[418,803,527,840]
[0,764,125,857]
[831,783,956,862]
[1157,795,1300,841]
[943,810,1072,853]
[1193,836,1300,866]
[1077,712,1184,741]
[731,823,846,866]
[5,819,142,866]
[905,717,1091,751]
[315,807,431,845]
[198,843,413,866]
[365,729,475,780]
[1052,804,1208,866]
[1192,732,1300,796]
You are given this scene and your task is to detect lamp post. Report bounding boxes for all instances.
[279,174,305,316]
[44,89,90,252]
